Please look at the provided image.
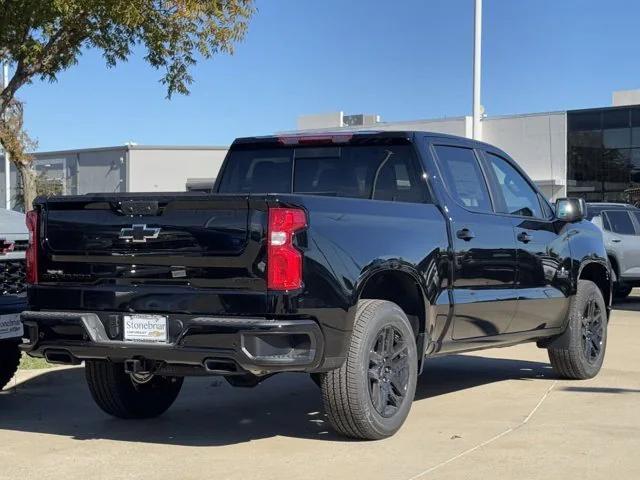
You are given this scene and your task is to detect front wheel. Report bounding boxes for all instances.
[548,280,607,379]
[319,300,418,440]
[85,360,183,419]
[0,340,21,390]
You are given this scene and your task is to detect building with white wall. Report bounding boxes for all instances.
[0,144,227,209]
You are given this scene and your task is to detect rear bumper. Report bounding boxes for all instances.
[21,310,325,375]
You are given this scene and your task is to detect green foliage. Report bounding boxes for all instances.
[0,0,254,105]
[20,352,53,370]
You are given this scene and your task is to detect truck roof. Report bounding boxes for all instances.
[232,130,489,148]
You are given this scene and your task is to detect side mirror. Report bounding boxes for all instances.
[555,197,586,222]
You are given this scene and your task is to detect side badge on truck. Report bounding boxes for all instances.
[119,224,161,243]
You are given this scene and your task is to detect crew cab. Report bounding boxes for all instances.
[21,131,610,439]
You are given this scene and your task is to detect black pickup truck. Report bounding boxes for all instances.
[21,131,610,439]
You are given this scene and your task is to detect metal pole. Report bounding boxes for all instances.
[1,62,10,210]
[472,0,483,140]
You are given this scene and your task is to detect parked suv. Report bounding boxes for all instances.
[0,209,28,389]
[587,202,640,299]
[22,132,610,439]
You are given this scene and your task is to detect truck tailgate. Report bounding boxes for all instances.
[38,195,267,293]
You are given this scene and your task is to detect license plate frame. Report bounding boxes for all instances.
[0,313,23,340]
[123,314,168,344]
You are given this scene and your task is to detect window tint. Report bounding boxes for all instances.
[486,153,543,218]
[219,145,428,203]
[605,210,635,234]
[218,149,293,194]
[434,146,492,212]
[293,145,426,202]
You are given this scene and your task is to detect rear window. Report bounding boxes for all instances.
[217,145,428,203]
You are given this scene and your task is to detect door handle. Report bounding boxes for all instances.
[517,232,532,244]
[611,238,622,243]
[456,228,475,241]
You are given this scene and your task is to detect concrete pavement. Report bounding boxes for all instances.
[1,301,639,480]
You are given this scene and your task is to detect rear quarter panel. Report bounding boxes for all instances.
[273,194,450,363]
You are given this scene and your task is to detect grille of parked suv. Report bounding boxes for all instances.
[0,260,26,295]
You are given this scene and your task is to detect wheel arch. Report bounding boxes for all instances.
[357,266,431,371]
[607,254,620,281]
[578,260,612,312]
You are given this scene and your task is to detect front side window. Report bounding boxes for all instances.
[433,145,492,212]
[604,210,636,235]
[486,152,543,218]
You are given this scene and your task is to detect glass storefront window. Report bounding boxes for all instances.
[568,107,640,203]
[603,109,631,148]
[632,108,640,148]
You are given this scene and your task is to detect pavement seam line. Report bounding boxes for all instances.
[406,380,558,480]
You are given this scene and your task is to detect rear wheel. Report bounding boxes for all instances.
[0,340,21,390]
[85,360,183,419]
[319,300,418,440]
[548,280,607,379]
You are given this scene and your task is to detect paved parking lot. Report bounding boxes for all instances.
[2,299,639,480]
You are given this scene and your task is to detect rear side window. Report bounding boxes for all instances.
[604,210,636,234]
[433,145,492,212]
[219,145,429,203]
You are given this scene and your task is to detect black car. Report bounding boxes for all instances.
[21,131,610,439]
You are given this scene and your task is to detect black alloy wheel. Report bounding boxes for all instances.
[368,325,410,418]
[581,296,605,364]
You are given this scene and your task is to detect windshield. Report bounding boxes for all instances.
[217,145,426,202]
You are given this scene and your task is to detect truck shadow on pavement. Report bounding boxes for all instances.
[0,354,553,446]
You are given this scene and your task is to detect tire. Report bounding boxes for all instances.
[85,360,183,419]
[548,280,607,380]
[613,284,632,300]
[319,299,418,440]
[0,340,21,390]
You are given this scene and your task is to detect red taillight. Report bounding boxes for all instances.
[267,207,307,290]
[25,209,39,284]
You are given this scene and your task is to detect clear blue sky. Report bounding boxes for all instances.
[19,0,640,152]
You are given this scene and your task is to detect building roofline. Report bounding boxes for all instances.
[34,144,229,157]
[483,110,567,120]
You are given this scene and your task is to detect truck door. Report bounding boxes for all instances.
[481,150,572,332]
[431,144,518,339]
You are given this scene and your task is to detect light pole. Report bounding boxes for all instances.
[472,0,482,140]
[1,62,10,210]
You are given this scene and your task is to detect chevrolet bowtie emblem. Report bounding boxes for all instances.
[119,224,161,243]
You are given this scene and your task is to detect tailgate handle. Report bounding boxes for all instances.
[118,200,159,216]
